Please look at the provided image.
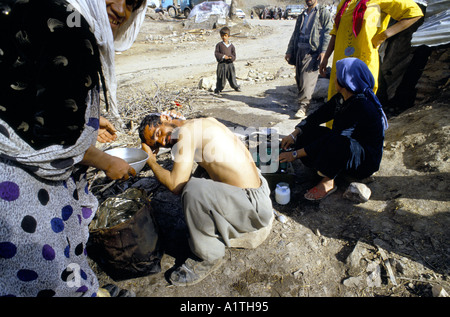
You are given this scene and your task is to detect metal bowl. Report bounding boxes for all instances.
[105,148,149,174]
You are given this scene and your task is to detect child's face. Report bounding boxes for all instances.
[221,33,230,43]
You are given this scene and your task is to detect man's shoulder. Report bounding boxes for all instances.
[317,4,331,17]
[182,117,219,128]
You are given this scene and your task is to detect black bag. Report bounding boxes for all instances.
[87,189,163,281]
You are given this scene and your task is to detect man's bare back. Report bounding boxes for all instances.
[141,116,262,194]
[174,117,261,189]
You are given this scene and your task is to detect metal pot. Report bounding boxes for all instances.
[105,147,148,174]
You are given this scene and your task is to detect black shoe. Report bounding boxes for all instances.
[169,257,224,286]
[234,86,241,92]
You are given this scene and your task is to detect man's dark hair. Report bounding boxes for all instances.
[219,26,230,36]
[138,113,162,143]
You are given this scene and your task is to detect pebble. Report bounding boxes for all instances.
[343,182,372,203]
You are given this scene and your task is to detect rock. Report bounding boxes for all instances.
[432,285,449,297]
[275,66,294,79]
[312,77,329,99]
[198,76,215,90]
[183,15,219,30]
[366,261,382,288]
[346,241,374,276]
[343,276,364,288]
[343,182,372,203]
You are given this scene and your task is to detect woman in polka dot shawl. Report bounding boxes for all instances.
[0,0,147,297]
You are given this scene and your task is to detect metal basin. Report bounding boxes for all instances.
[105,148,149,174]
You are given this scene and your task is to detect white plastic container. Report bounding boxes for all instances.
[275,182,290,205]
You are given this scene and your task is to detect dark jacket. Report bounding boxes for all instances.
[286,4,333,55]
[296,93,385,176]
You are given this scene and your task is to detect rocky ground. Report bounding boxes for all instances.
[86,11,449,302]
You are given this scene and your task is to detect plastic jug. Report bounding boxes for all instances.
[275,182,290,205]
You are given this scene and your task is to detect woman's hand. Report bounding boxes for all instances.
[81,145,135,180]
[280,135,295,150]
[279,151,297,163]
[104,155,136,180]
[371,31,388,48]
[97,116,117,143]
[280,129,301,150]
[372,17,422,49]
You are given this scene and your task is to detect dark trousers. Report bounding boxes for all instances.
[215,62,239,92]
[295,44,320,107]
[295,126,375,180]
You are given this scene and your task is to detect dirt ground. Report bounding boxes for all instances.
[87,13,450,301]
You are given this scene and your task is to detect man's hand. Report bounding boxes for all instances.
[319,56,328,77]
[97,116,117,143]
[141,143,157,165]
[141,142,190,195]
[285,54,291,63]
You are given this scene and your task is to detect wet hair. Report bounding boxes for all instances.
[128,0,146,12]
[138,113,162,143]
[219,27,230,36]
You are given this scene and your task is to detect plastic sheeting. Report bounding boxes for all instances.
[187,1,229,23]
[90,188,149,229]
[412,0,450,47]
[148,0,160,7]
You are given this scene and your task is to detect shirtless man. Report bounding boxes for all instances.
[139,114,273,286]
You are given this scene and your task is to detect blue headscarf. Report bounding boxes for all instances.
[336,57,388,131]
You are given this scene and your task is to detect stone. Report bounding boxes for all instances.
[432,285,449,297]
[312,77,329,99]
[366,261,382,288]
[346,241,373,276]
[198,76,215,90]
[343,182,372,203]
[343,276,363,288]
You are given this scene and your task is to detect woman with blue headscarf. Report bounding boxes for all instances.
[279,57,387,201]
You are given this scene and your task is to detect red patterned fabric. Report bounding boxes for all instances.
[334,0,369,37]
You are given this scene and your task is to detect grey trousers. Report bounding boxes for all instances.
[295,43,320,107]
[181,172,273,262]
[215,62,239,92]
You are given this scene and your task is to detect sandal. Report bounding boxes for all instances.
[304,185,337,201]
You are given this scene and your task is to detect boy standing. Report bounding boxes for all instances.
[214,27,241,94]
